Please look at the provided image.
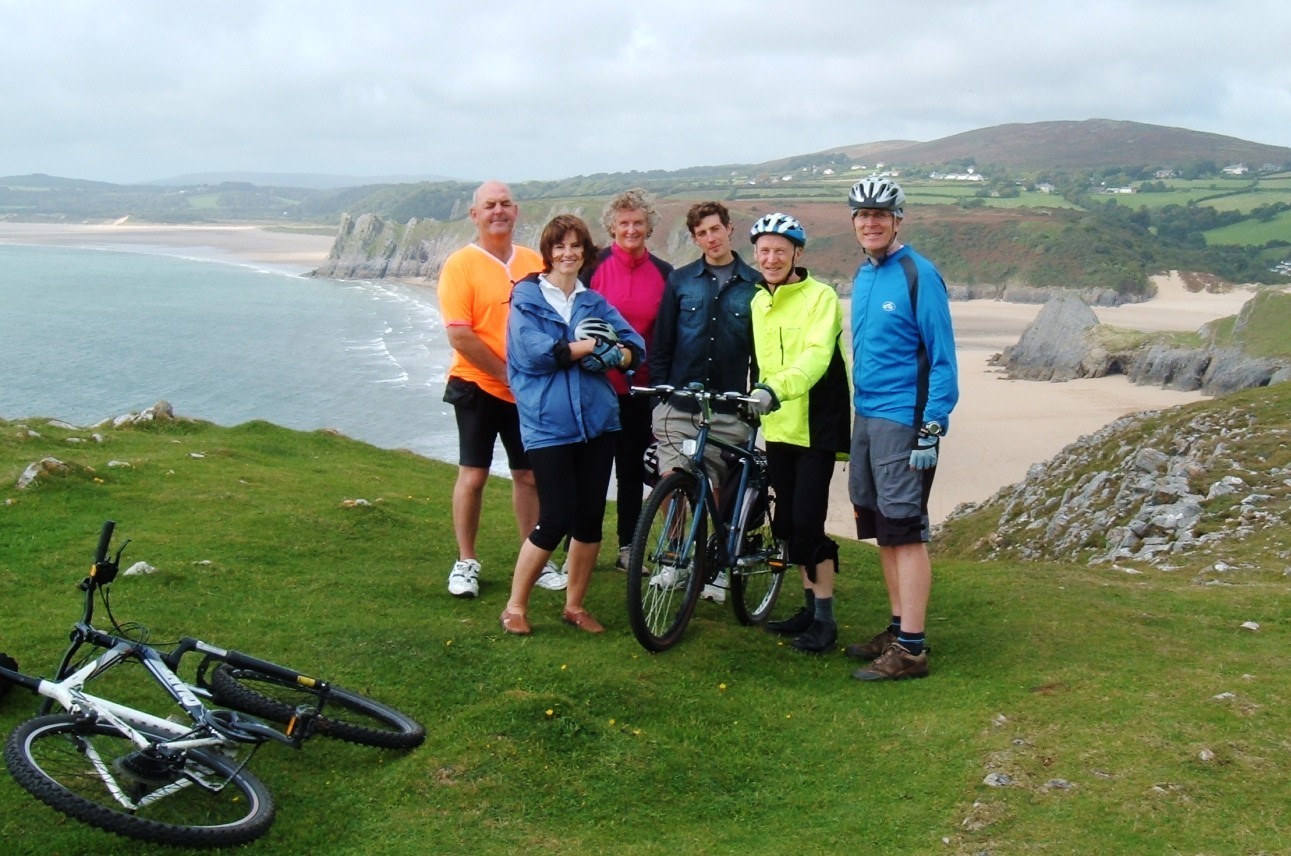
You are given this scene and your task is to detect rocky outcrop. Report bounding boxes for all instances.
[312,207,598,281]
[949,283,1130,306]
[996,291,1289,395]
[1128,344,1284,394]
[946,401,1291,571]
[995,292,1106,381]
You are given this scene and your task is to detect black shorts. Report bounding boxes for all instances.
[444,377,530,471]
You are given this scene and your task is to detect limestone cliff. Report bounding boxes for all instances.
[311,207,695,282]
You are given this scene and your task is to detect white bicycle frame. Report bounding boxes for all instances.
[31,638,257,811]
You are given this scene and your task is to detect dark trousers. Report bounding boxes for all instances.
[613,394,655,548]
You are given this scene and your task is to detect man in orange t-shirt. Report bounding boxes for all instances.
[438,181,567,598]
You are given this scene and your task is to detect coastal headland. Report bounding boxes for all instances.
[0,222,1256,534]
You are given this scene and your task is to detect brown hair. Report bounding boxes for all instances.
[685,200,731,235]
[538,214,598,279]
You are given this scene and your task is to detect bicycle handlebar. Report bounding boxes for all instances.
[630,384,757,405]
[93,520,116,565]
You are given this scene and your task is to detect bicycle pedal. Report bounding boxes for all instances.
[286,707,320,740]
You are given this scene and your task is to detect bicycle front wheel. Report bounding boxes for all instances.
[626,470,706,652]
[4,714,275,848]
[208,664,425,749]
[730,482,786,625]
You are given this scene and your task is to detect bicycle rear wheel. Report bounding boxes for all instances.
[626,470,706,652]
[4,714,274,848]
[730,483,786,625]
[207,664,425,749]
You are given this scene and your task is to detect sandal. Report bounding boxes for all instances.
[499,608,531,636]
[562,608,605,634]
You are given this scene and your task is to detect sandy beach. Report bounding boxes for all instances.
[0,221,334,272]
[829,273,1255,535]
[1,223,1256,534]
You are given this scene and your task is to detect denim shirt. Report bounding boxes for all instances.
[649,252,760,405]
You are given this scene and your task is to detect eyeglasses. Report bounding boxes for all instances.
[852,210,893,221]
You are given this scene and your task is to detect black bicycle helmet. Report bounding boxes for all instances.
[848,177,905,218]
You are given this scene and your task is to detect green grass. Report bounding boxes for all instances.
[1,413,1289,854]
[1209,289,1291,358]
[1206,208,1291,246]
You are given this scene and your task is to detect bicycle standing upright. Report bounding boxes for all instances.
[625,384,787,652]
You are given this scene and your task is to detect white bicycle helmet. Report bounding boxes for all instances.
[573,317,618,343]
[848,177,905,218]
[749,212,806,247]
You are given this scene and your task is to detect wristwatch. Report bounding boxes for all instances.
[921,421,943,437]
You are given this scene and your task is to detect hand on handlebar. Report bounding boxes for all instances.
[748,386,779,415]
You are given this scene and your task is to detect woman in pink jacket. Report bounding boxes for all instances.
[589,188,673,570]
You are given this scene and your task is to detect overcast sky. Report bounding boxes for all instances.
[3,0,1288,185]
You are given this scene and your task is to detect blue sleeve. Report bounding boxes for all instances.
[507,293,562,377]
[914,262,960,432]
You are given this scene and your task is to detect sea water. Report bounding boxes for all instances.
[0,244,465,466]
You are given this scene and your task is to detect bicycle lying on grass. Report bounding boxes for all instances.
[625,384,788,652]
[0,521,424,848]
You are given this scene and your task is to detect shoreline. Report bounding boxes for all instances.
[0,221,336,274]
[1,223,1258,533]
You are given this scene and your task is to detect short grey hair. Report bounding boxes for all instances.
[601,188,659,239]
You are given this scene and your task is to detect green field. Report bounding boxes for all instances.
[2,388,1290,855]
[1205,209,1291,246]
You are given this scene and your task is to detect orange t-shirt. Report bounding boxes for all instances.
[437,242,543,402]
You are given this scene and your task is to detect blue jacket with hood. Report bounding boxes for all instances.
[507,274,646,452]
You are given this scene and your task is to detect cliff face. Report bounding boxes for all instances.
[311,212,476,280]
[312,205,689,282]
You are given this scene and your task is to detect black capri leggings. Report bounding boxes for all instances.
[765,441,839,568]
[526,432,618,552]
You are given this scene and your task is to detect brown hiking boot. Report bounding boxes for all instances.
[844,628,897,661]
[851,642,929,681]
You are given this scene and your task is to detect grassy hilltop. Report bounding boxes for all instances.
[0,391,1289,854]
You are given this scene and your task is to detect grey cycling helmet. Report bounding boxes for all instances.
[848,177,905,218]
[574,317,618,343]
[749,212,806,247]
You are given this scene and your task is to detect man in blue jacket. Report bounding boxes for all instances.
[846,178,959,681]
[649,201,761,603]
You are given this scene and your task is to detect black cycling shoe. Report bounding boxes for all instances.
[791,619,838,654]
[764,606,814,636]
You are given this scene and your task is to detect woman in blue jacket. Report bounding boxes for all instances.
[499,214,645,636]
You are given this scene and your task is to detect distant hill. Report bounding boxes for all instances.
[147,171,460,190]
[815,119,1291,171]
[0,172,120,191]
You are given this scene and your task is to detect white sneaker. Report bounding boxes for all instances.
[447,558,480,598]
[649,564,688,591]
[701,571,728,604]
[535,560,568,591]
[616,546,631,571]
